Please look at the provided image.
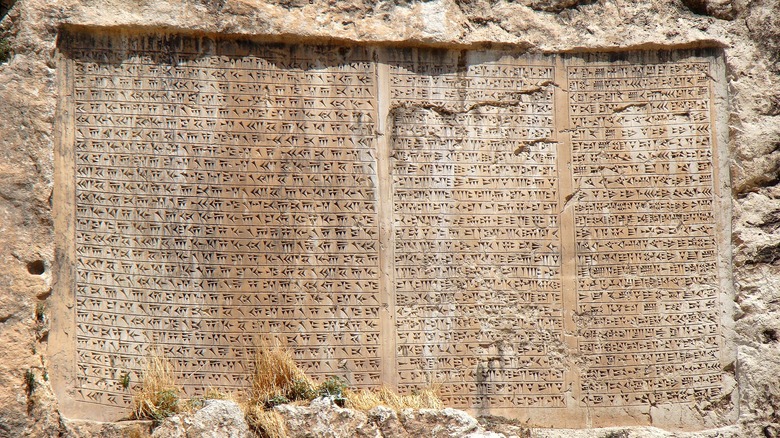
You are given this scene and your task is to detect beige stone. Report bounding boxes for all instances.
[399,408,482,437]
[151,400,251,438]
[47,32,734,428]
[275,397,381,438]
[0,0,778,436]
[277,399,515,438]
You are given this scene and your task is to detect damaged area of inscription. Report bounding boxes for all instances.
[389,81,557,116]
[388,59,565,411]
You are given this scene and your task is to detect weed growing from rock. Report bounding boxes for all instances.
[34,302,45,323]
[131,352,181,424]
[317,376,347,406]
[243,345,444,437]
[248,345,317,406]
[120,372,131,390]
[0,36,9,63]
[24,369,36,395]
[244,346,317,436]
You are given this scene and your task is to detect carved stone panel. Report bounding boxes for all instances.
[387,51,565,411]
[51,31,733,429]
[567,58,724,409]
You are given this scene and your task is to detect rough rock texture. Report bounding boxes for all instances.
[62,419,155,438]
[399,408,484,437]
[276,398,381,438]
[276,398,518,438]
[0,0,779,436]
[151,400,251,438]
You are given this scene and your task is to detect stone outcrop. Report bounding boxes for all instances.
[62,419,155,438]
[58,399,531,438]
[264,398,520,438]
[151,400,252,438]
[1,0,780,436]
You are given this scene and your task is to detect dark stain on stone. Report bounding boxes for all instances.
[749,242,780,265]
[759,210,780,233]
[762,328,779,344]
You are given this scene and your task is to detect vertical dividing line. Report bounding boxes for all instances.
[50,46,79,414]
[709,53,735,383]
[375,50,398,389]
[553,56,580,409]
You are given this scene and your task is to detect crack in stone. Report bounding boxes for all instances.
[611,102,648,113]
[513,137,559,155]
[390,81,556,116]
[561,188,582,211]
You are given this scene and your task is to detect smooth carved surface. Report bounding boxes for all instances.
[388,53,565,409]
[568,63,722,407]
[64,37,383,402]
[53,32,731,428]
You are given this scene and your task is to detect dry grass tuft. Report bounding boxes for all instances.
[244,345,318,437]
[203,386,232,401]
[244,404,289,438]
[401,386,444,410]
[344,385,443,411]
[131,352,181,422]
[249,346,317,406]
[344,386,395,411]
[130,346,444,436]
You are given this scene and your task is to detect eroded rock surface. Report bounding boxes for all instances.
[152,400,251,438]
[276,399,520,438]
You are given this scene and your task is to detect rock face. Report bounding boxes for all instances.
[1,0,780,436]
[62,419,155,438]
[275,398,521,438]
[151,400,251,438]
[61,399,530,438]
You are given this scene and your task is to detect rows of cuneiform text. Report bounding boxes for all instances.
[66,37,722,410]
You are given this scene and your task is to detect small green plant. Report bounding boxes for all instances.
[318,376,347,406]
[24,369,36,395]
[145,389,179,422]
[288,377,317,400]
[120,372,131,389]
[34,302,45,324]
[0,36,10,63]
[264,394,290,409]
[318,376,347,397]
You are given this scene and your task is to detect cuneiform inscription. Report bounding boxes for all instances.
[568,61,722,406]
[388,51,565,409]
[68,35,382,406]
[56,34,729,427]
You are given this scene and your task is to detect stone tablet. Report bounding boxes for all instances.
[51,30,733,429]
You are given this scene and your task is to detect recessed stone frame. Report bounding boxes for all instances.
[51,28,734,429]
